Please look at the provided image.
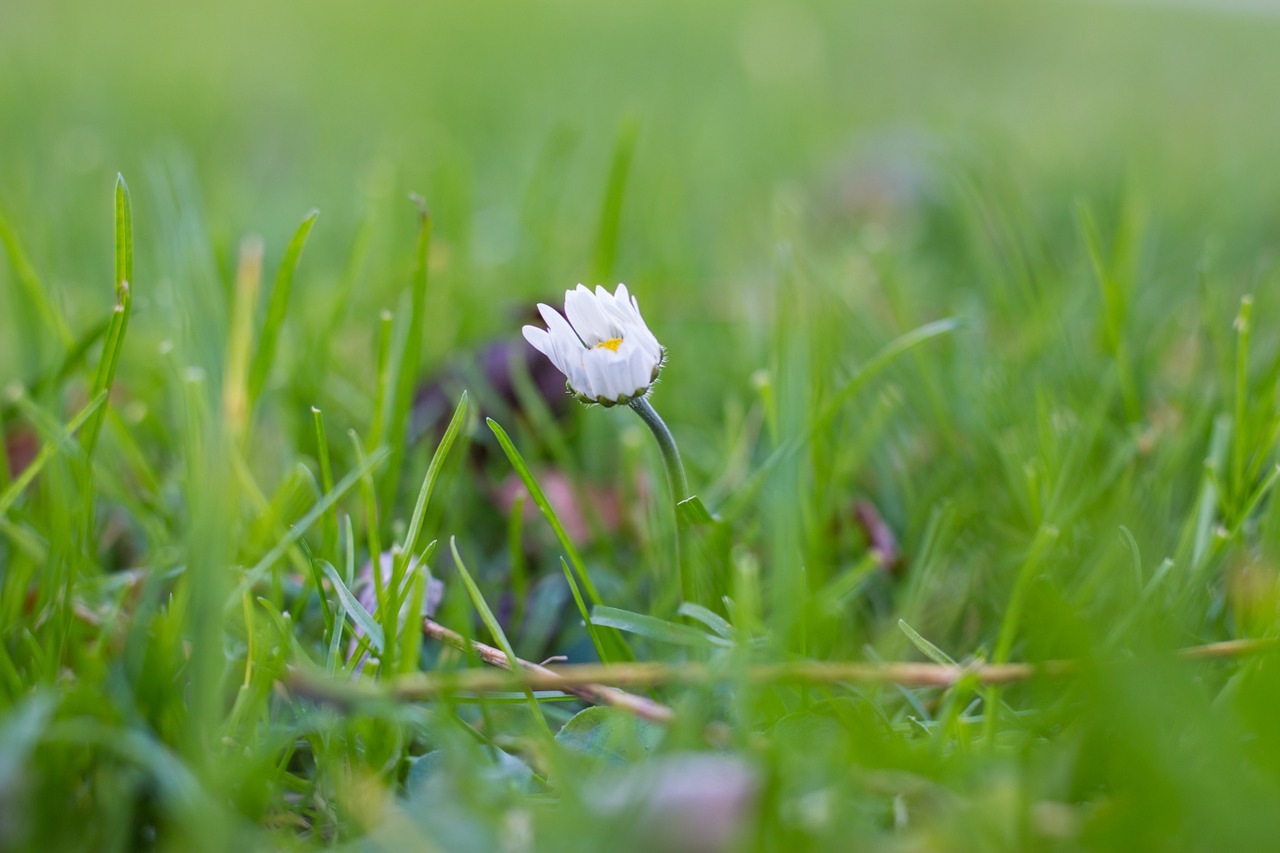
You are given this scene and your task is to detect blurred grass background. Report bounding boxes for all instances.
[4,0,1280,849]
[4,0,1280,440]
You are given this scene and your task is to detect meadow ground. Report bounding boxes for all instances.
[4,0,1280,849]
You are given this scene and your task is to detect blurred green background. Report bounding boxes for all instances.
[5,0,1280,439]
[6,0,1280,468]
[4,0,1279,308]
[5,0,1280,849]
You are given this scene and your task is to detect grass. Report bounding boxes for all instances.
[4,0,1280,849]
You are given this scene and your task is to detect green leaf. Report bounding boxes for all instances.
[677,602,737,640]
[591,605,727,648]
[897,618,958,666]
[675,494,717,526]
[555,706,664,764]
[321,559,384,653]
[406,748,536,799]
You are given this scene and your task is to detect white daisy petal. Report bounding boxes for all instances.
[597,296,631,329]
[537,303,577,340]
[567,360,590,396]
[565,285,616,344]
[551,336,584,385]
[522,325,553,358]
[603,285,634,318]
[624,340,651,393]
[581,350,612,400]
[522,282,665,404]
[630,324,663,363]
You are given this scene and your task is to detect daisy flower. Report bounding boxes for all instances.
[522,284,664,406]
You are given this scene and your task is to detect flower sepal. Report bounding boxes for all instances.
[568,383,637,408]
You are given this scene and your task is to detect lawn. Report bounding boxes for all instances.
[3,0,1280,849]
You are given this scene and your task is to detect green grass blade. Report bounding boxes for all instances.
[561,557,610,663]
[1230,295,1254,513]
[380,199,431,513]
[297,535,333,636]
[591,605,726,648]
[678,602,737,641]
[992,524,1060,666]
[383,391,467,672]
[724,317,961,520]
[80,175,136,457]
[114,173,133,297]
[79,309,124,456]
[0,390,107,518]
[1118,525,1143,590]
[1186,414,1230,571]
[230,446,389,600]
[592,117,638,280]
[486,417,602,606]
[0,403,11,492]
[817,551,881,612]
[451,537,516,665]
[814,317,963,436]
[248,208,319,406]
[11,316,109,406]
[0,207,73,348]
[508,491,528,634]
[321,559,384,653]
[343,512,356,585]
[349,431,384,609]
[311,406,337,555]
[0,517,47,564]
[898,618,959,666]
[397,391,467,579]
[396,568,427,675]
[221,237,263,451]
[367,310,395,453]
[452,537,552,735]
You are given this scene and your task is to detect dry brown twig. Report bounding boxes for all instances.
[287,621,1276,727]
[420,617,676,723]
[409,627,1276,704]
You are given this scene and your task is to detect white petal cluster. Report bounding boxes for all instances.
[522,284,665,406]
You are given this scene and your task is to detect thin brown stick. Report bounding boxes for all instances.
[394,633,1278,698]
[1175,637,1276,660]
[287,631,1276,723]
[421,617,675,723]
[389,659,1047,697]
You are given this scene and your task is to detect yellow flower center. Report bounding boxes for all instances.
[595,337,623,352]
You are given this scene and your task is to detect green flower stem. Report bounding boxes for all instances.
[629,395,692,603]
[628,395,688,504]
